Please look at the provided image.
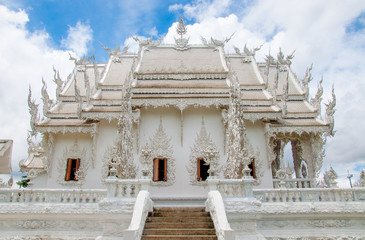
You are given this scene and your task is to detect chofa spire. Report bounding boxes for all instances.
[174,15,190,51]
[176,15,187,38]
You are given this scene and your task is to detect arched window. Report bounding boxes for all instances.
[197,158,209,181]
[153,158,167,181]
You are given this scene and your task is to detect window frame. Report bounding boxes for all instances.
[153,158,167,182]
[248,158,256,179]
[197,158,210,181]
[65,158,80,181]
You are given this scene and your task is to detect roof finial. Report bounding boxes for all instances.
[174,15,190,51]
[176,15,187,39]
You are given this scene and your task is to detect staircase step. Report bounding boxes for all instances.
[145,222,214,229]
[153,207,206,212]
[146,216,213,222]
[143,228,216,236]
[142,235,218,240]
[142,235,217,240]
[149,211,211,217]
[142,207,217,239]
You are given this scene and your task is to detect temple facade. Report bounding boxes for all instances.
[0,18,364,240]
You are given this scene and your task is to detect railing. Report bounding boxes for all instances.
[104,178,151,198]
[0,189,106,203]
[206,190,234,240]
[217,179,245,197]
[253,188,365,203]
[213,179,255,198]
[124,190,153,240]
[273,178,312,188]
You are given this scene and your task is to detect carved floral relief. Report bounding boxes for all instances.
[140,118,176,186]
[57,139,89,186]
[187,117,220,185]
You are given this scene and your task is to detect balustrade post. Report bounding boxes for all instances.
[140,179,151,191]
[243,178,254,198]
[105,178,117,198]
[207,178,219,191]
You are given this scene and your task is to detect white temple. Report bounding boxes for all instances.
[0,17,364,240]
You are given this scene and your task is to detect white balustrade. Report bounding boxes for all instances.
[273,178,312,188]
[213,179,255,198]
[124,190,153,240]
[206,190,234,240]
[253,188,365,203]
[0,189,106,203]
[104,179,151,198]
[217,179,245,197]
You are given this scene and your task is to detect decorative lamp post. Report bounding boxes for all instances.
[240,151,252,179]
[347,170,353,188]
[108,159,118,178]
[204,145,219,179]
[141,147,152,179]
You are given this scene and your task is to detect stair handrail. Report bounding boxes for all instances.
[124,190,153,240]
[206,190,234,240]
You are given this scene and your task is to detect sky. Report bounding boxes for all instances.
[0,0,365,187]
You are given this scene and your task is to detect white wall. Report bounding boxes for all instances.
[245,121,273,188]
[139,106,226,199]
[33,107,274,192]
[46,132,93,188]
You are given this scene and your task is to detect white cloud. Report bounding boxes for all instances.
[61,21,93,58]
[123,35,146,53]
[170,0,232,21]
[0,5,75,171]
[166,0,365,186]
[168,3,183,12]
[148,26,158,37]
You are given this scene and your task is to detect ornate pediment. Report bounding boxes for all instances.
[187,118,219,185]
[140,118,175,186]
[57,139,89,186]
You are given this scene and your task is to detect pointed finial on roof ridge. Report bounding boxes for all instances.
[176,15,187,38]
[174,15,190,50]
[325,84,336,136]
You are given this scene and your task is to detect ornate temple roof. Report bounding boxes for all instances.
[29,23,333,135]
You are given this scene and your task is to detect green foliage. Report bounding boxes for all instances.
[16,176,30,189]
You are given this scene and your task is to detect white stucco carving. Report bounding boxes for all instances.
[141,118,176,186]
[57,139,89,186]
[187,118,220,185]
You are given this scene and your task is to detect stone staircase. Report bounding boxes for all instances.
[142,207,218,240]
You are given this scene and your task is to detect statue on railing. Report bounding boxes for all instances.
[203,145,219,178]
[354,169,365,187]
[323,166,338,188]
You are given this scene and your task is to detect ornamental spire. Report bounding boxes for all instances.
[176,15,187,38]
[174,15,190,51]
